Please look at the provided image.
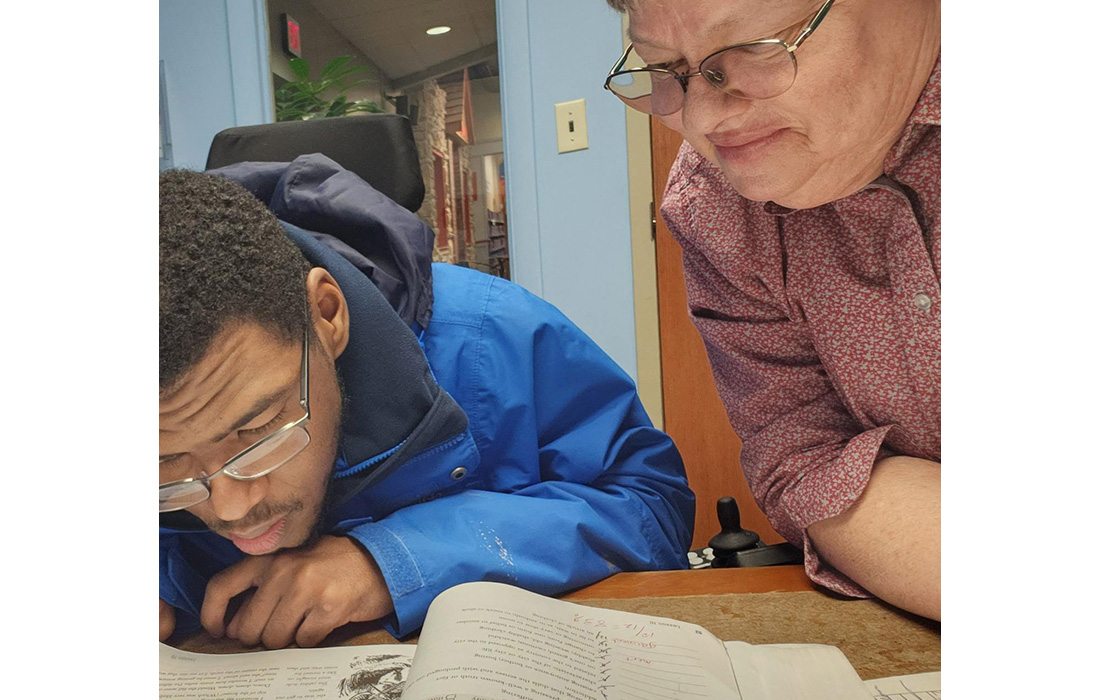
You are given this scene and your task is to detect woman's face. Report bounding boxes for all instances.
[626,0,939,209]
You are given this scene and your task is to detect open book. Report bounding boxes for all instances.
[161,581,939,699]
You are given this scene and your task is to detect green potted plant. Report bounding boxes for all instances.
[275,56,383,121]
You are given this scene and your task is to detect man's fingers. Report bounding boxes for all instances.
[198,537,391,649]
[252,576,336,649]
[259,591,317,649]
[226,581,287,647]
[295,604,342,648]
[201,557,268,637]
[159,599,176,642]
[223,591,252,641]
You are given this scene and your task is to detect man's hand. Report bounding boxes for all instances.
[200,535,395,649]
[160,599,176,641]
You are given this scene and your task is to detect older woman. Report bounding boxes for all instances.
[603,0,940,619]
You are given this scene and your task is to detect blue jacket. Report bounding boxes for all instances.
[160,155,694,637]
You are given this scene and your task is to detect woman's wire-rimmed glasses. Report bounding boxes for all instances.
[159,329,312,512]
[603,0,835,116]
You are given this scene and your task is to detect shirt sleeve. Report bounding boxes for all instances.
[344,277,696,636]
[661,163,889,597]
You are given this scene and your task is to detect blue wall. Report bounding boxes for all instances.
[159,0,272,170]
[497,1,638,379]
[159,0,640,379]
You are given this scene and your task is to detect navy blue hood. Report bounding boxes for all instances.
[281,222,469,506]
[208,153,435,329]
[160,155,467,532]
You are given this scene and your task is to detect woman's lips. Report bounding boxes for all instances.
[709,128,788,163]
[228,515,289,555]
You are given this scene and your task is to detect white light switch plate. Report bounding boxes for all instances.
[555,99,588,153]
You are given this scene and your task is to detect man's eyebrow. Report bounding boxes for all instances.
[211,390,287,443]
[157,389,287,460]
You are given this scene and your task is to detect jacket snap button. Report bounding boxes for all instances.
[450,466,467,480]
[913,292,933,311]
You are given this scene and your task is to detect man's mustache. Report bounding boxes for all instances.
[209,500,304,534]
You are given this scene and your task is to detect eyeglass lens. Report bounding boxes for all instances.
[158,425,311,512]
[227,425,311,479]
[608,43,797,115]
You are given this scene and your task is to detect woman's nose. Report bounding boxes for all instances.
[678,76,753,136]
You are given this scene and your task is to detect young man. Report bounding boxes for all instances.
[159,157,694,649]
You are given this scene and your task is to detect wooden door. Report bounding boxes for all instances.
[651,120,782,549]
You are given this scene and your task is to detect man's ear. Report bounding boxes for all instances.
[305,267,350,360]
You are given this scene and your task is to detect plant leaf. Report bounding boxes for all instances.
[276,55,378,122]
[288,57,311,81]
[326,95,349,117]
[319,56,354,80]
[346,99,383,114]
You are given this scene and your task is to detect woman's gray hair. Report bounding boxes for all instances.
[605,0,635,11]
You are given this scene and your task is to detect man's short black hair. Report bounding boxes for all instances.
[160,169,312,392]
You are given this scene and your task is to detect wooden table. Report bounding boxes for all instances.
[175,566,940,680]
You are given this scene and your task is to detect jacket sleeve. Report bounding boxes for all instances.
[344,277,695,637]
[160,534,203,636]
[159,528,245,636]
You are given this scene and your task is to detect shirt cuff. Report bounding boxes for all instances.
[780,424,895,597]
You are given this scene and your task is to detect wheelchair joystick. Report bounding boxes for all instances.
[705,496,805,568]
[708,496,762,568]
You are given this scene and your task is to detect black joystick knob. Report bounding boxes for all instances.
[708,496,762,567]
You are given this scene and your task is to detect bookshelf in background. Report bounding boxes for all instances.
[488,209,509,279]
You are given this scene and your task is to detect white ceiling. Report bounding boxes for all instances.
[306,0,497,84]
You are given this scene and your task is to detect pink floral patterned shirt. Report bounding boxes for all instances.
[660,62,941,597]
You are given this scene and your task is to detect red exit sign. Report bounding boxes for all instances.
[281,14,302,57]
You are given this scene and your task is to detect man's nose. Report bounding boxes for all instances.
[678,76,752,137]
[206,473,266,523]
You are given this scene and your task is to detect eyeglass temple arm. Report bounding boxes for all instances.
[300,330,311,418]
[791,0,835,49]
[605,43,634,83]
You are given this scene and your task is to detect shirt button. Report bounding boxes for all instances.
[913,292,933,311]
[450,466,468,480]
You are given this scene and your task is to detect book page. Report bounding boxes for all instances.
[722,641,874,700]
[864,671,941,699]
[402,581,743,700]
[159,642,415,700]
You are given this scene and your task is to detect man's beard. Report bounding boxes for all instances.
[287,366,348,551]
[294,463,339,550]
